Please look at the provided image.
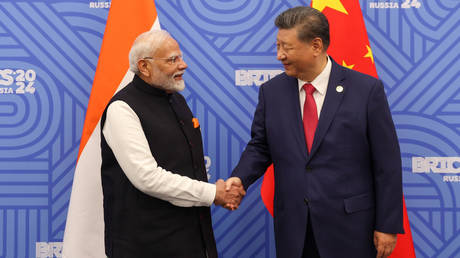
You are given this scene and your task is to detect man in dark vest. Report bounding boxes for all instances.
[100,30,244,258]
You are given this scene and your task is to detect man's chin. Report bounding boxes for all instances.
[166,80,185,92]
[174,80,185,92]
[284,69,296,77]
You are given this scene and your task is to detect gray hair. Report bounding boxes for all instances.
[128,30,171,74]
[275,6,330,50]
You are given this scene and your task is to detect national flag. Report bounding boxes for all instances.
[62,0,158,257]
[260,1,416,257]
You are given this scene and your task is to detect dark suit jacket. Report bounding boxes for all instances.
[232,59,404,258]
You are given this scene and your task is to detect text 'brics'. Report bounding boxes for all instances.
[412,157,460,183]
[235,70,282,87]
[36,242,62,258]
[412,157,460,173]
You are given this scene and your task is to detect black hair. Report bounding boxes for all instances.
[275,6,330,50]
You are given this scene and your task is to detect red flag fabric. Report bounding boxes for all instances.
[390,199,416,257]
[261,164,275,216]
[314,0,377,77]
[260,1,415,257]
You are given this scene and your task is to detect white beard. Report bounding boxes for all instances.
[164,73,185,92]
[150,68,185,92]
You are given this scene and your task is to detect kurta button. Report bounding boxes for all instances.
[304,198,309,205]
[306,166,312,173]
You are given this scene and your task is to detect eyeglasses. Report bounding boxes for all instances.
[143,54,184,65]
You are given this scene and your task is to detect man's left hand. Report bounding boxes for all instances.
[374,230,397,258]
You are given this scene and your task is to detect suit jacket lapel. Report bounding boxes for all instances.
[307,59,346,161]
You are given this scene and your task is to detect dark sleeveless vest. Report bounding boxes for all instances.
[101,75,217,258]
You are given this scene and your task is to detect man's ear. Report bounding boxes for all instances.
[137,59,150,77]
[311,37,324,56]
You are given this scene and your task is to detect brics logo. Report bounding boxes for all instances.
[0,68,37,94]
[36,242,62,258]
[412,157,460,183]
[235,70,283,86]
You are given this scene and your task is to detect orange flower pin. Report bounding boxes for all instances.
[192,118,200,128]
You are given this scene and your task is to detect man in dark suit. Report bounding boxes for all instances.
[225,6,403,258]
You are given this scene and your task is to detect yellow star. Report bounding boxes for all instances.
[363,45,374,64]
[312,0,348,15]
[342,60,355,69]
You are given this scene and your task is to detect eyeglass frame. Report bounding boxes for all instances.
[142,54,184,65]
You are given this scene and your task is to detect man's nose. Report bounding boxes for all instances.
[178,58,188,70]
[277,50,286,61]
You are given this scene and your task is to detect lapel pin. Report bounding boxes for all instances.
[336,85,344,93]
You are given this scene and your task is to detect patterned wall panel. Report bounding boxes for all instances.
[0,1,108,257]
[361,0,460,257]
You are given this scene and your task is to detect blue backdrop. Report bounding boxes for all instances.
[0,0,459,257]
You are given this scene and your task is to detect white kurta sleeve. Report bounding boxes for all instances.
[102,100,216,207]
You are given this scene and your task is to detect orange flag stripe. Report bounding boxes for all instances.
[78,0,157,158]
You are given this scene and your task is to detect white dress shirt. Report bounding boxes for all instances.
[298,56,332,118]
[102,100,216,207]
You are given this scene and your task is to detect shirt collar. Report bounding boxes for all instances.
[298,56,332,96]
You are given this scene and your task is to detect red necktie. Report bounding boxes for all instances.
[303,83,318,153]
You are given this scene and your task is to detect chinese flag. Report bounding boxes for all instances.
[260,1,415,257]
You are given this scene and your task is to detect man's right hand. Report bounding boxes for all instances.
[214,178,245,210]
[224,177,246,210]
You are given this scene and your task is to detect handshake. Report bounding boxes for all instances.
[213,177,246,210]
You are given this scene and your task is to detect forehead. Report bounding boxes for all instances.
[154,37,181,57]
[276,28,300,44]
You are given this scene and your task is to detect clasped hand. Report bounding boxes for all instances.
[214,177,245,210]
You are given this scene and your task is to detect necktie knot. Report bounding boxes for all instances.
[303,83,316,95]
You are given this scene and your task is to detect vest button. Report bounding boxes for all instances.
[304,198,309,205]
[305,166,313,173]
